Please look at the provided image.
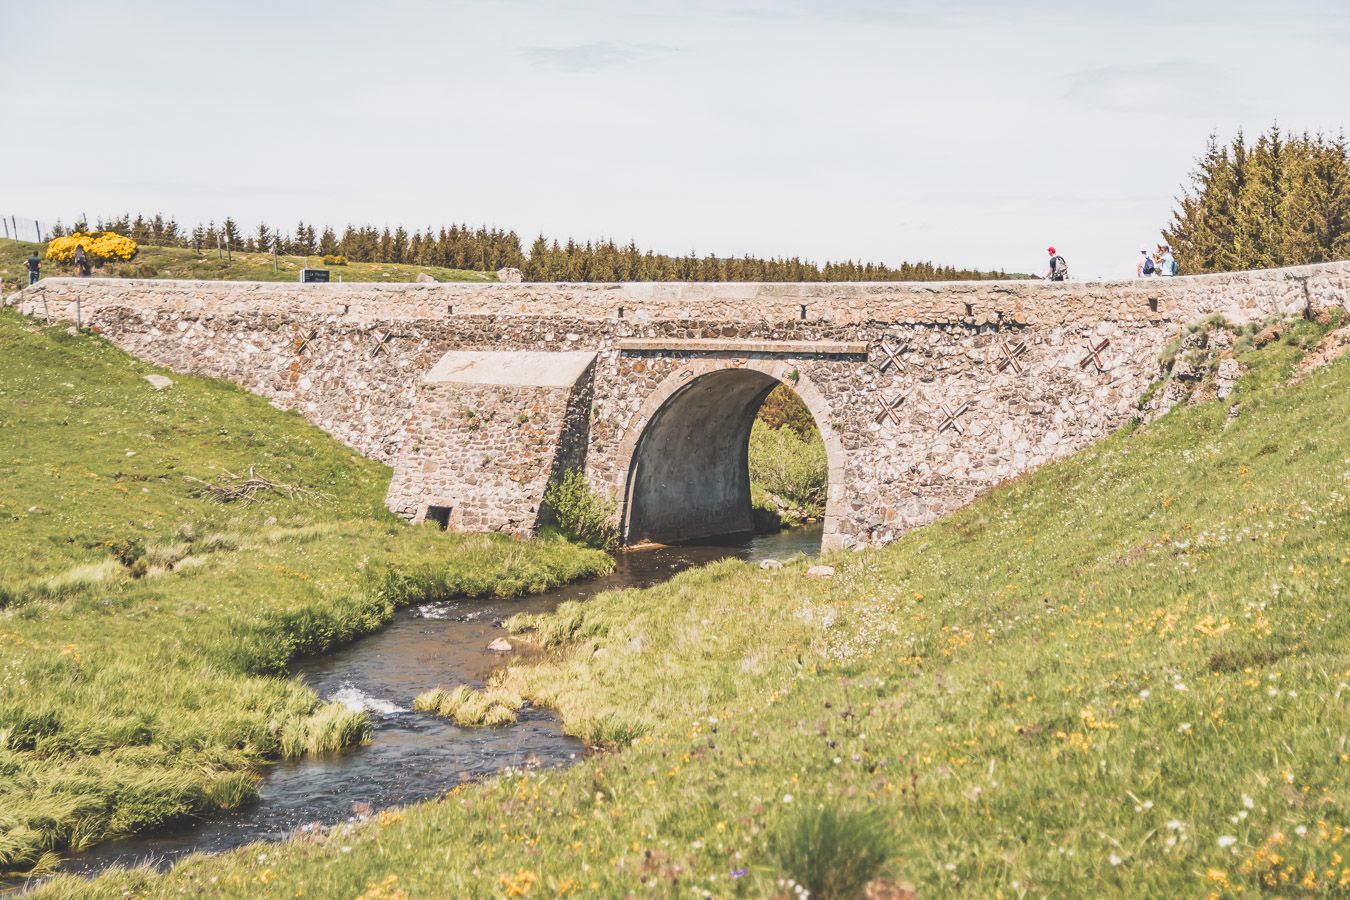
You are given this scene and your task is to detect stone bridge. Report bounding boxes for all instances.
[11,262,1349,550]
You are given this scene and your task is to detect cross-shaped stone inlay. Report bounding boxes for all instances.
[1078,338,1111,372]
[995,339,1028,374]
[872,341,908,374]
[874,392,906,426]
[938,402,969,435]
[293,329,319,356]
[370,330,394,358]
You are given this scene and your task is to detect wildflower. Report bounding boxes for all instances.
[731,868,747,878]
[498,869,538,898]
[1243,795,1254,809]
[1109,853,1122,866]
[1139,689,1150,700]
[783,794,794,804]
[1218,835,1237,848]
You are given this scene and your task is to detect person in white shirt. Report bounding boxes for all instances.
[1159,245,1178,277]
[1136,247,1155,277]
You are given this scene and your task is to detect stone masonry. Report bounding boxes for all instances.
[11,261,1349,549]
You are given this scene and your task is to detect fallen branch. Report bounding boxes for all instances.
[184,467,330,505]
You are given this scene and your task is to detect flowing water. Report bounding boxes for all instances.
[51,525,822,881]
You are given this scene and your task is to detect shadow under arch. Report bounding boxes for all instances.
[617,360,845,546]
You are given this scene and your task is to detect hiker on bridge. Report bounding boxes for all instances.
[1158,244,1179,277]
[1137,247,1156,277]
[1043,246,1068,281]
[26,249,41,285]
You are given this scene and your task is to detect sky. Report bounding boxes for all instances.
[1,0,1347,279]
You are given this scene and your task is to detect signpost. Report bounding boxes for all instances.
[299,268,330,283]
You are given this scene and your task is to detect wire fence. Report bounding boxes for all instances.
[0,214,58,244]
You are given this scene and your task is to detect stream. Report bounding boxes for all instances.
[52,525,822,881]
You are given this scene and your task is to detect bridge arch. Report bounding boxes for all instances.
[615,359,845,546]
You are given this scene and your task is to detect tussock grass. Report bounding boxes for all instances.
[766,805,893,899]
[278,702,373,757]
[0,310,610,876]
[412,685,523,727]
[42,313,1350,898]
[29,559,125,599]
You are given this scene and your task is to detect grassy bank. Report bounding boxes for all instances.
[0,238,492,293]
[43,315,1349,896]
[749,385,829,530]
[0,310,610,876]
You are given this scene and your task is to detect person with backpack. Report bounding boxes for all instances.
[74,243,90,277]
[26,249,41,285]
[1043,246,1068,281]
[1159,244,1179,277]
[1137,247,1156,277]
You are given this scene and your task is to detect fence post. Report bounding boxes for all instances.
[75,298,82,331]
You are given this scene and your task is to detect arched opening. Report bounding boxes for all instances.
[622,367,831,546]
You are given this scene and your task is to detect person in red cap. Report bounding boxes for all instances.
[1042,246,1068,281]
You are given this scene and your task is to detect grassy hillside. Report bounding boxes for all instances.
[0,238,493,294]
[0,310,610,876]
[43,311,1350,898]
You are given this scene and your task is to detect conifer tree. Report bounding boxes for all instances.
[1168,125,1350,273]
[220,218,242,253]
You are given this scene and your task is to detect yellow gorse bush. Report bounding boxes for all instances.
[45,231,138,264]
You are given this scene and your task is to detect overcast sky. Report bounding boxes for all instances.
[2,0,1347,278]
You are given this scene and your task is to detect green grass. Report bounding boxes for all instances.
[0,309,611,876]
[748,419,828,524]
[0,238,493,293]
[39,313,1350,897]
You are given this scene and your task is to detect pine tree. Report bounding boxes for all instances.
[1235,124,1287,269]
[1280,132,1350,264]
[220,218,242,254]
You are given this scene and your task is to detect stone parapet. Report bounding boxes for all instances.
[12,259,1348,329]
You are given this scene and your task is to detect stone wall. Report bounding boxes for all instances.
[10,262,1349,548]
[384,382,586,535]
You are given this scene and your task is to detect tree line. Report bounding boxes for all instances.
[1166,125,1350,274]
[50,214,1010,282]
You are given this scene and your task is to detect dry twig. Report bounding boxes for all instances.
[184,467,330,505]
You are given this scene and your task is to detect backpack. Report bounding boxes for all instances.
[1166,257,1179,276]
[1142,257,1155,275]
[1050,255,1068,281]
